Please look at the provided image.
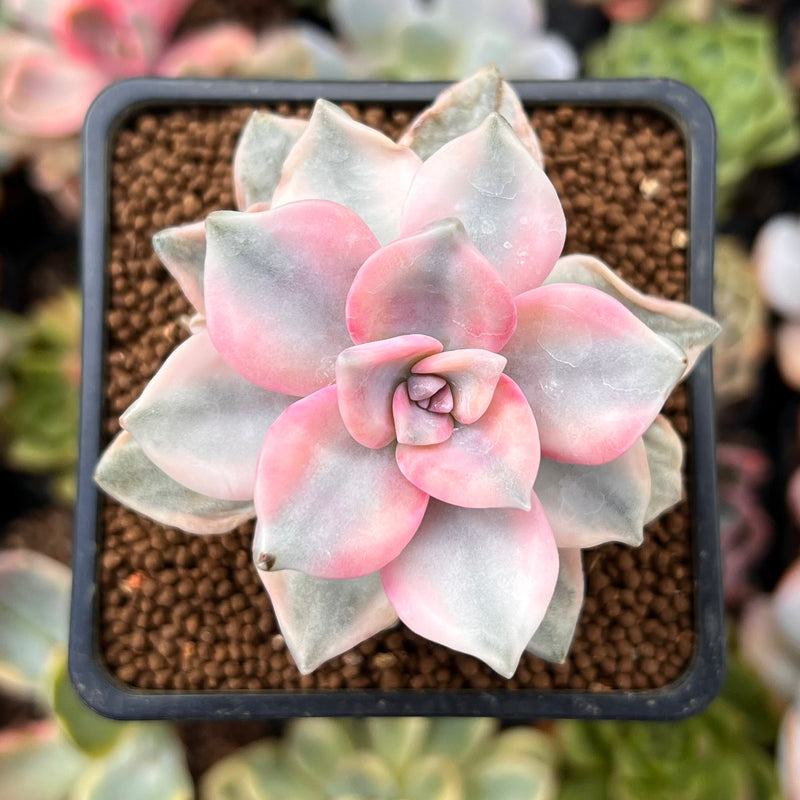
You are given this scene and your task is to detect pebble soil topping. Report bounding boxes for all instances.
[101,102,694,692]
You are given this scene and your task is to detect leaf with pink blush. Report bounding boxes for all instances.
[777,322,800,391]
[398,64,543,164]
[779,702,800,800]
[380,496,558,678]
[642,415,683,523]
[545,254,720,377]
[396,375,539,510]
[232,110,307,211]
[204,202,379,396]
[94,432,255,534]
[152,220,206,314]
[336,335,443,449]
[399,113,565,296]
[533,438,650,549]
[271,98,422,244]
[253,387,429,579]
[121,331,296,501]
[0,49,107,137]
[347,219,517,352]
[257,568,397,674]
[526,548,584,663]
[412,349,506,425]
[392,384,454,446]
[156,22,256,78]
[503,283,687,465]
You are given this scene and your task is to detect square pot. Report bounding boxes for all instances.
[71,77,723,720]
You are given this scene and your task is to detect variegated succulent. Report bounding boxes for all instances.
[95,66,720,678]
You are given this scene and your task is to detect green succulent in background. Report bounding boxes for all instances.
[201,716,558,800]
[0,549,193,800]
[0,289,80,503]
[586,9,800,217]
[555,655,782,800]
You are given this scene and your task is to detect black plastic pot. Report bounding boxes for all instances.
[71,77,723,720]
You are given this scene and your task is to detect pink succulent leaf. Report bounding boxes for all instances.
[231,111,307,211]
[156,23,256,79]
[399,113,565,296]
[253,386,429,579]
[740,595,800,702]
[0,49,107,137]
[526,548,584,663]
[398,64,543,164]
[336,334,443,449]
[258,568,397,674]
[545,254,720,377]
[503,283,687,465]
[777,322,800,391]
[779,701,800,800]
[754,214,800,318]
[271,99,422,244]
[0,720,87,800]
[120,331,296,501]
[204,202,380,396]
[380,495,559,678]
[533,437,650,549]
[396,375,539,510]
[774,560,800,659]
[411,348,506,425]
[642,415,683,523]
[0,550,71,700]
[346,219,517,352]
[392,383,454,446]
[94,431,256,534]
[152,220,206,315]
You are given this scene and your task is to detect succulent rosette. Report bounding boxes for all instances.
[95,67,720,678]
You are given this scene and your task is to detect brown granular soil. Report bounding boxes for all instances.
[99,101,694,694]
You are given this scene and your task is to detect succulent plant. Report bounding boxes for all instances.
[200,716,557,800]
[555,654,782,799]
[0,548,193,800]
[586,8,800,216]
[752,214,800,391]
[94,66,719,678]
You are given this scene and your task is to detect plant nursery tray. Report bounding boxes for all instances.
[71,77,723,720]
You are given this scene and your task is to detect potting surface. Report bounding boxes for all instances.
[99,102,695,694]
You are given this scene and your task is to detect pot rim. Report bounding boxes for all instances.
[71,76,723,721]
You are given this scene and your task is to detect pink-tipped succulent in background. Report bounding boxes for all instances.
[95,66,720,677]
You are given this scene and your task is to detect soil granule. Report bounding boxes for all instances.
[99,101,694,693]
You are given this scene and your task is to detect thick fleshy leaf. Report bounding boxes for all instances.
[642,415,684,523]
[253,386,428,579]
[204,202,379,396]
[467,755,556,800]
[329,0,417,52]
[347,219,517,352]
[402,754,463,800]
[753,214,800,318]
[545,254,720,376]
[381,496,559,677]
[232,110,307,211]
[0,49,107,137]
[155,23,256,78]
[533,438,650,549]
[336,334,443,449]
[526,548,584,663]
[777,322,800,390]
[366,718,430,774]
[271,99,421,244]
[258,569,397,674]
[503,283,687,465]
[286,719,356,786]
[392,383,454,446]
[400,114,564,296]
[152,221,206,314]
[508,32,580,80]
[426,719,498,764]
[70,723,192,800]
[779,701,800,800]
[121,331,294,501]
[0,721,87,800]
[399,64,543,164]
[396,375,539,510]
[324,753,399,798]
[412,348,506,425]
[0,549,71,700]
[94,431,255,534]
